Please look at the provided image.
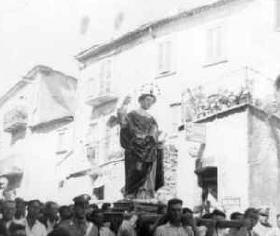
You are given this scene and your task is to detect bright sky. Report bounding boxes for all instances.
[0,0,214,96]
[0,0,83,95]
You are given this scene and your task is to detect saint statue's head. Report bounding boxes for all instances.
[138,93,156,110]
[137,82,160,110]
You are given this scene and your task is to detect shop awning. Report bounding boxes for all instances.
[66,166,102,180]
[0,155,23,190]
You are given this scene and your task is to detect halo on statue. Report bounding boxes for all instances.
[106,83,161,128]
[137,82,161,103]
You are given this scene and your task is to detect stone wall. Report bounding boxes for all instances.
[99,144,180,202]
[248,107,280,215]
[156,144,178,202]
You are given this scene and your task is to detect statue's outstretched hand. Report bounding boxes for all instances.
[122,95,132,106]
[117,95,131,127]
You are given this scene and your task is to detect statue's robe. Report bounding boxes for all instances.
[120,110,164,198]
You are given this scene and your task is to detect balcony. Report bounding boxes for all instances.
[181,67,274,122]
[85,79,118,106]
[86,92,118,107]
[195,157,217,189]
[3,106,28,133]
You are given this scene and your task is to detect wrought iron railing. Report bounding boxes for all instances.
[181,66,275,121]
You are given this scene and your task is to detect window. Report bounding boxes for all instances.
[157,41,173,75]
[0,130,3,154]
[205,26,225,64]
[87,77,96,98]
[86,145,97,164]
[104,126,111,154]
[276,0,280,29]
[170,104,181,135]
[56,128,69,154]
[86,123,97,144]
[93,185,104,200]
[99,60,111,96]
[105,125,120,160]
[86,123,99,163]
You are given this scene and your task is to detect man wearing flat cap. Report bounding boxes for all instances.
[254,207,272,236]
[58,194,98,236]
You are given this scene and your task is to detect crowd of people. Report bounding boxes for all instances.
[0,194,279,236]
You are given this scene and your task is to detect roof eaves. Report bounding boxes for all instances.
[24,65,53,80]
[0,65,77,109]
[0,80,27,108]
[25,65,77,82]
[76,0,242,62]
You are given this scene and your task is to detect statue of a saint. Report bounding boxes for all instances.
[116,93,164,199]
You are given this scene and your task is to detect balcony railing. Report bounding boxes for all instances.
[3,106,28,133]
[86,91,118,106]
[181,67,274,122]
[85,80,118,106]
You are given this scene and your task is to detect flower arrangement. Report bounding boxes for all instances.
[182,86,252,120]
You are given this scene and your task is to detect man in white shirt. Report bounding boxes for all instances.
[254,208,272,236]
[25,200,47,236]
[90,209,115,236]
[154,198,194,236]
[117,211,138,236]
[233,208,259,236]
[58,194,98,236]
[40,201,59,233]
[266,214,280,236]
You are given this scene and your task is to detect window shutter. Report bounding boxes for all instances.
[276,0,280,29]
[158,41,172,74]
[87,146,96,162]
[158,43,164,73]
[206,26,223,62]
[215,27,222,59]
[99,62,106,96]
[105,60,111,93]
[56,129,69,153]
[165,41,172,72]
[99,60,111,96]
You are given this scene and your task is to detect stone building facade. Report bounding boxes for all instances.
[74,0,280,207]
[0,65,77,203]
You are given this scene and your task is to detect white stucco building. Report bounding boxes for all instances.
[0,65,78,203]
[73,0,280,211]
